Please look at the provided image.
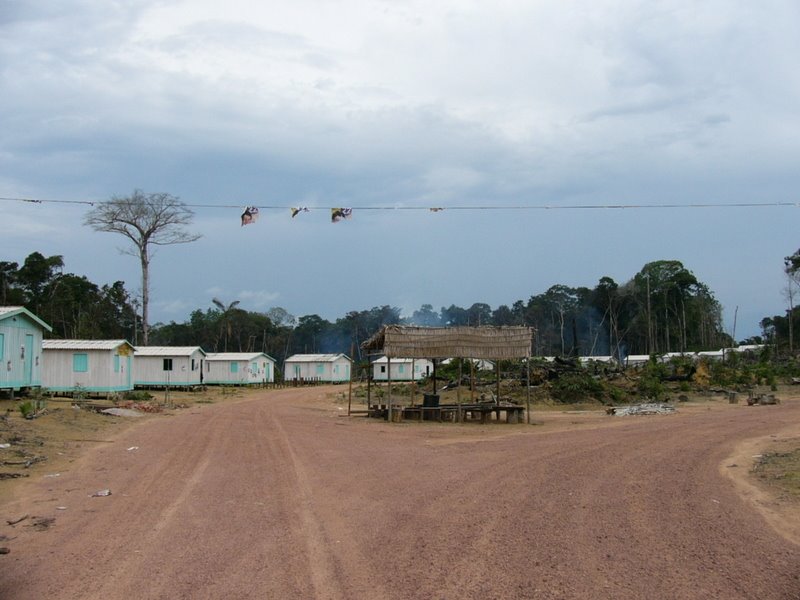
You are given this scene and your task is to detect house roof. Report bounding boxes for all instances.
[284,353,351,363]
[372,356,431,364]
[362,325,533,359]
[43,339,133,351]
[134,346,206,357]
[205,352,276,362]
[0,306,53,332]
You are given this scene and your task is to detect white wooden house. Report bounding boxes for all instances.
[42,339,134,395]
[0,306,51,393]
[134,346,206,387]
[441,357,495,371]
[283,353,352,383]
[372,356,433,381]
[204,352,276,385]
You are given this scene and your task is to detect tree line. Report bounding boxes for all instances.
[2,251,746,362]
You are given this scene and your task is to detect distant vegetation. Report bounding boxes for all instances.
[2,250,800,366]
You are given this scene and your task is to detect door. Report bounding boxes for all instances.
[23,334,34,385]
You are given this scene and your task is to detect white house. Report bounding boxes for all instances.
[42,339,134,395]
[204,352,276,385]
[283,353,352,383]
[372,356,433,381]
[0,306,51,393]
[440,358,495,371]
[134,346,206,387]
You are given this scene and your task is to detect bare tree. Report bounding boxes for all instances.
[84,190,201,345]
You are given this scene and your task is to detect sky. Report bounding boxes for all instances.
[2,0,799,340]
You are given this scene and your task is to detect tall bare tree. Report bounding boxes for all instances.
[85,190,201,344]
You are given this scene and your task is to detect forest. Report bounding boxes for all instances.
[2,250,799,365]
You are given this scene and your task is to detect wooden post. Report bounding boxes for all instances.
[387,356,392,422]
[470,359,475,403]
[457,359,462,422]
[432,359,437,394]
[367,359,371,410]
[411,359,416,406]
[347,346,353,417]
[495,360,500,417]
[526,356,531,424]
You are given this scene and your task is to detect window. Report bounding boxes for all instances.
[380,365,386,373]
[114,354,120,373]
[230,362,239,373]
[163,358,173,371]
[191,358,196,371]
[0,333,4,360]
[316,364,324,375]
[398,364,405,374]
[73,353,88,372]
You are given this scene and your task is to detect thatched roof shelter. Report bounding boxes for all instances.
[361,325,533,359]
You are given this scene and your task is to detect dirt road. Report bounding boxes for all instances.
[2,388,799,599]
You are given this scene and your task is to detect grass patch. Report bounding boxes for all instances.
[752,444,800,501]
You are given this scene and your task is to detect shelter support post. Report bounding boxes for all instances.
[526,356,531,424]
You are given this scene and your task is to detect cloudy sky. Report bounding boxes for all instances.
[2,1,799,339]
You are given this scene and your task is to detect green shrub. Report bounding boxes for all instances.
[122,390,154,401]
[550,373,604,404]
[18,401,35,419]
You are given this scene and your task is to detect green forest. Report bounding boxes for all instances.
[4,250,799,364]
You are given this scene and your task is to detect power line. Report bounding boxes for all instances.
[0,195,797,211]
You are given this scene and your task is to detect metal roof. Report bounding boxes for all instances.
[0,306,53,332]
[284,353,351,363]
[205,352,276,362]
[372,356,431,364]
[134,346,206,356]
[43,339,133,351]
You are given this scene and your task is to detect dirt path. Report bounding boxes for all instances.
[1,388,799,599]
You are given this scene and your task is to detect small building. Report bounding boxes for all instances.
[0,306,52,392]
[372,356,433,381]
[134,346,206,387]
[204,352,276,385]
[441,357,495,371]
[42,339,134,395]
[283,353,352,383]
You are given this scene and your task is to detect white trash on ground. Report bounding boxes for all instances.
[608,403,676,416]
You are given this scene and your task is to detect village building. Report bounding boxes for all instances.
[204,352,276,385]
[0,306,51,393]
[134,346,206,388]
[283,353,352,383]
[372,356,433,381]
[440,357,495,371]
[42,339,134,396]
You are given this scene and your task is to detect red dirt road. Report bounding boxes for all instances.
[2,388,800,599]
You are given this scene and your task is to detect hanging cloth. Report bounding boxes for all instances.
[291,206,310,218]
[331,207,353,223]
[241,206,259,226]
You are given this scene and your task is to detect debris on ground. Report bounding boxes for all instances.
[29,517,55,531]
[6,515,29,526]
[91,489,111,497]
[606,403,676,416]
[100,408,144,418]
[747,393,780,406]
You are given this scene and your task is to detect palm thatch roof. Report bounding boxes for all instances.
[361,325,533,359]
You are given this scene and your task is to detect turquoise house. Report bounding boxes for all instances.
[0,306,52,393]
